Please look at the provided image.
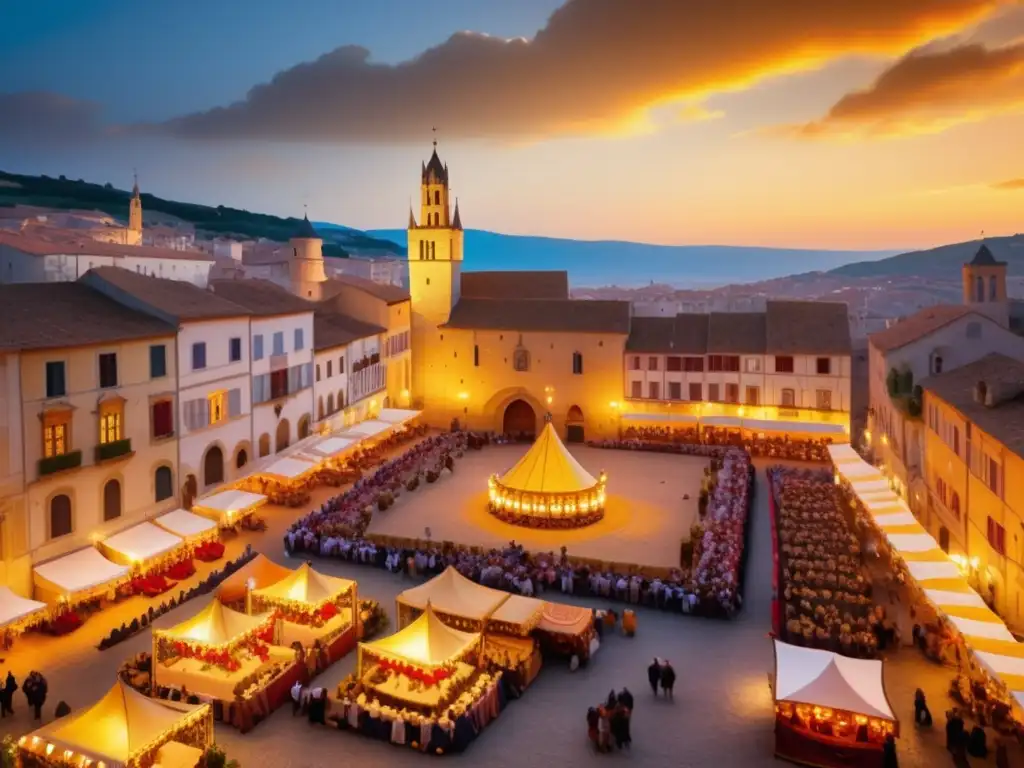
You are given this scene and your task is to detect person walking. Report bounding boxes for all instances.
[882,733,899,768]
[913,689,932,727]
[0,671,16,717]
[660,660,676,700]
[647,658,661,697]
[24,671,47,720]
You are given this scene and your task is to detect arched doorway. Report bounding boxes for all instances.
[503,399,537,439]
[298,414,310,440]
[182,474,198,510]
[236,448,248,469]
[203,446,224,487]
[258,434,271,458]
[566,405,585,443]
[276,419,290,453]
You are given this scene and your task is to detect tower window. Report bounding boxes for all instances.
[426,278,431,286]
[990,275,998,300]
[434,190,440,205]
[419,241,424,260]
[572,351,583,375]
[474,345,479,367]
[430,242,436,259]
[976,276,984,302]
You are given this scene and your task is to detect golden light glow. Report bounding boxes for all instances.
[457,392,469,401]
[546,395,553,405]
[609,401,619,409]
[881,434,889,446]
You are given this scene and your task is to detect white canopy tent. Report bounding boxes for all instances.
[0,586,47,629]
[376,408,422,425]
[34,547,130,603]
[342,419,393,440]
[828,444,861,463]
[260,456,317,480]
[701,415,742,428]
[851,479,893,495]
[191,489,267,525]
[743,418,847,436]
[310,436,358,458]
[154,509,218,542]
[99,522,184,567]
[620,412,698,424]
[773,640,895,721]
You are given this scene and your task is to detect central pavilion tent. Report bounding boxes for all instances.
[17,679,212,768]
[488,421,607,526]
[397,566,509,630]
[191,489,267,526]
[98,521,184,568]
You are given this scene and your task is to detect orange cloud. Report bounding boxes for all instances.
[993,177,1024,190]
[781,40,1024,139]
[154,0,998,143]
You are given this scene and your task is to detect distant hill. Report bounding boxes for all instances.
[829,234,1024,279]
[0,171,403,257]
[368,228,896,287]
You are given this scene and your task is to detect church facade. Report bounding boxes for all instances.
[407,147,853,441]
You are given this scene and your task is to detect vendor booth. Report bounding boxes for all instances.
[376,408,422,425]
[191,489,267,527]
[309,435,358,459]
[216,554,293,606]
[397,566,508,631]
[33,546,130,605]
[0,586,47,643]
[250,562,358,661]
[358,603,483,716]
[152,600,296,711]
[772,640,897,768]
[259,456,318,484]
[534,602,597,660]
[342,419,394,441]
[17,679,213,768]
[488,420,608,529]
[154,508,219,545]
[99,522,185,568]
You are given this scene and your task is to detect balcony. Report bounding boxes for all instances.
[38,450,82,478]
[95,438,133,464]
[350,362,385,404]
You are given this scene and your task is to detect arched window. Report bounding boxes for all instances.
[434,190,440,205]
[236,449,248,469]
[155,466,173,501]
[976,275,985,302]
[990,275,998,300]
[338,390,345,409]
[781,388,796,407]
[103,479,122,521]
[430,242,436,260]
[50,494,72,539]
[327,393,335,414]
[203,445,224,487]
[258,433,271,457]
[318,396,324,420]
[931,354,943,375]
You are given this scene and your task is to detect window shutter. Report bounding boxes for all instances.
[228,388,241,417]
[287,366,298,394]
[303,362,313,389]
[199,398,210,426]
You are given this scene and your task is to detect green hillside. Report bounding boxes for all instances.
[0,170,404,257]
[829,234,1024,279]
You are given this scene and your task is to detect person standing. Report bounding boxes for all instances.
[618,687,634,711]
[660,660,676,700]
[0,671,16,717]
[647,658,661,697]
[882,733,898,768]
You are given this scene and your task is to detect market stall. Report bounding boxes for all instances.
[33,546,131,605]
[309,435,358,460]
[376,408,422,425]
[396,566,509,631]
[98,522,185,569]
[488,420,608,529]
[17,679,213,768]
[0,586,48,643]
[191,489,267,527]
[342,418,394,441]
[485,595,545,686]
[534,602,596,660]
[772,640,897,768]
[358,603,483,716]
[152,600,288,703]
[250,562,357,661]
[154,508,219,545]
[215,554,293,607]
[740,418,848,441]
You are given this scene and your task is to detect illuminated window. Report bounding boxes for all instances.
[99,400,123,444]
[208,390,227,425]
[43,411,71,457]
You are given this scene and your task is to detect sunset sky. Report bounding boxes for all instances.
[1,0,1023,250]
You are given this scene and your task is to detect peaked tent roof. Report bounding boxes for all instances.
[773,640,895,721]
[215,554,293,605]
[28,679,207,768]
[397,566,509,620]
[252,561,355,607]
[160,599,270,647]
[498,421,600,494]
[363,604,479,668]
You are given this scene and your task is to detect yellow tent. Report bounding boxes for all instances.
[397,566,508,624]
[361,603,479,670]
[20,679,211,768]
[498,421,599,493]
[251,561,355,609]
[158,599,271,648]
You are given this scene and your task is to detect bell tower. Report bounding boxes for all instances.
[962,241,1008,328]
[408,136,465,407]
[289,213,327,299]
[127,173,143,245]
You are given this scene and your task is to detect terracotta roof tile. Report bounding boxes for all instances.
[0,283,175,352]
[708,312,766,353]
[766,300,851,355]
[210,278,314,316]
[626,314,708,353]
[868,305,976,353]
[321,274,410,305]
[0,230,214,262]
[443,297,630,334]
[313,311,386,351]
[81,266,249,322]
[921,353,1024,456]
[460,271,568,300]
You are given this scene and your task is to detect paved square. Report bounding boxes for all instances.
[366,444,707,568]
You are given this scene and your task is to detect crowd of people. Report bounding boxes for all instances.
[769,466,887,658]
[587,688,634,752]
[0,670,50,720]
[615,425,835,462]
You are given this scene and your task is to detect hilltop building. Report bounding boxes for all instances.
[406,145,851,439]
[867,242,1024,520]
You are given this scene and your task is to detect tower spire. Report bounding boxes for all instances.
[452,198,462,231]
[131,169,139,197]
